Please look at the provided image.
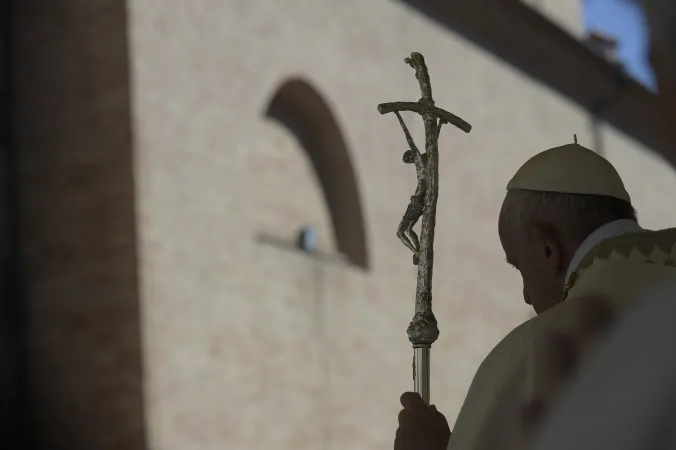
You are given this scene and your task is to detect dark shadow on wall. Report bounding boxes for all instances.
[12,1,146,449]
[397,0,669,160]
[265,79,370,270]
[0,0,29,447]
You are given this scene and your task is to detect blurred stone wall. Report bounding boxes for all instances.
[9,0,676,449]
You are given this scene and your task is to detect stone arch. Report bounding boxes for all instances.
[264,78,369,269]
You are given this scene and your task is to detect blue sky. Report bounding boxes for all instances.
[583,0,655,89]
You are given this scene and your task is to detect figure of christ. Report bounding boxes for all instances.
[397,149,428,265]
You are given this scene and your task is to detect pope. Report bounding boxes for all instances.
[394,141,676,450]
[529,0,676,448]
[396,0,676,446]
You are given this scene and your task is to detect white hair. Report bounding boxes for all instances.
[638,0,676,79]
[499,189,638,243]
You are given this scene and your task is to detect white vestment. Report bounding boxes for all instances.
[532,279,676,450]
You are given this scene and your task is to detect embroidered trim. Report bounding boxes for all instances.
[560,227,676,297]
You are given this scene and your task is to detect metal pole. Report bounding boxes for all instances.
[413,345,431,403]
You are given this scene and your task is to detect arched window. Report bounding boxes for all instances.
[265,78,369,270]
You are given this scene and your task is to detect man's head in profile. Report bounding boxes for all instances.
[498,143,636,314]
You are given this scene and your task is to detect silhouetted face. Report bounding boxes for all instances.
[499,205,571,315]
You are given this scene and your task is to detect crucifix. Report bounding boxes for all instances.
[378,53,472,404]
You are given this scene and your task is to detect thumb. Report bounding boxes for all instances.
[400,392,428,413]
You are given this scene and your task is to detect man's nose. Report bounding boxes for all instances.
[523,287,532,305]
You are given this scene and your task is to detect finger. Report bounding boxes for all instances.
[395,423,418,443]
[394,427,408,450]
[394,428,415,450]
[398,408,412,426]
[400,391,429,414]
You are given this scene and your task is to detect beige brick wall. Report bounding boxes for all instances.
[127,1,647,449]
[602,127,676,230]
[13,0,676,449]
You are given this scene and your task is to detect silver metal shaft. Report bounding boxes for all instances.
[413,345,431,404]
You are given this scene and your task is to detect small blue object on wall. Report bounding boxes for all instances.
[297,226,319,253]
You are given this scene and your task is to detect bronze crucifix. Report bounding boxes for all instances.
[378,52,472,404]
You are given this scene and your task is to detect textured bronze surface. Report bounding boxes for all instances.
[378,52,471,347]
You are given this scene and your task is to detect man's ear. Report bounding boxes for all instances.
[532,221,566,275]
